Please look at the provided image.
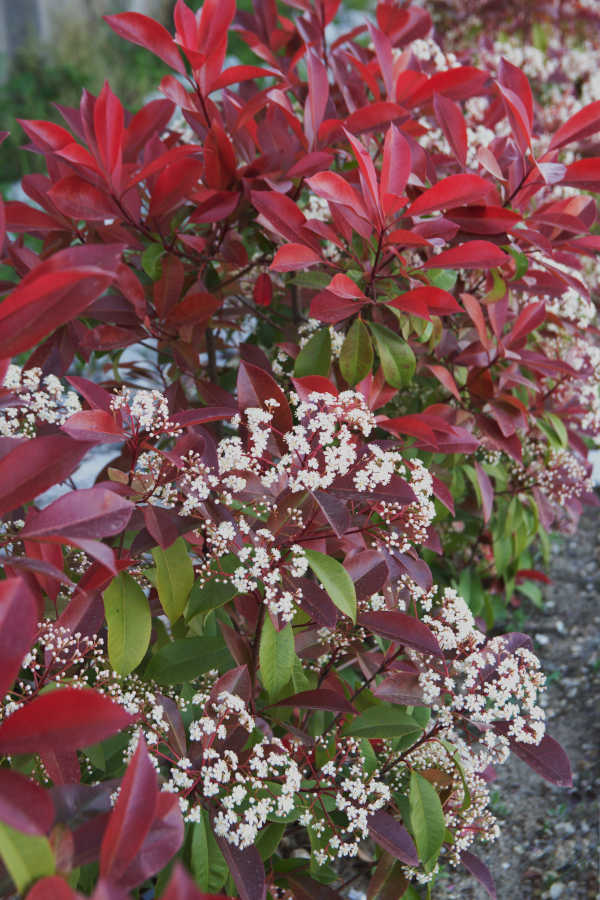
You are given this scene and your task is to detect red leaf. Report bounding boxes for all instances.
[312,489,350,537]
[94,82,124,184]
[253,273,272,307]
[26,877,78,900]
[461,293,491,351]
[344,102,408,136]
[445,205,521,235]
[0,769,54,835]
[48,176,121,222]
[117,793,184,889]
[405,174,497,218]
[0,434,92,518]
[0,243,122,356]
[291,375,338,400]
[214,834,266,900]
[305,49,329,148]
[422,241,509,270]
[0,577,38,699]
[310,291,367,323]
[358,610,443,657]
[389,286,461,319]
[368,810,418,865]
[327,273,367,299]
[380,124,411,217]
[505,301,545,348]
[63,410,125,443]
[251,190,307,244]
[345,550,389,600]
[211,65,279,92]
[22,487,133,541]
[460,851,497,899]
[272,688,356,714]
[497,82,531,155]
[499,57,533,132]
[100,735,158,881]
[561,157,600,191]
[171,407,237,427]
[163,863,233,900]
[237,361,293,448]
[425,364,461,401]
[4,201,65,233]
[505,731,572,787]
[270,244,322,272]
[103,13,185,73]
[306,172,368,219]
[0,687,136,755]
[408,67,490,105]
[547,99,600,152]
[433,92,467,168]
[343,129,382,222]
[474,461,493,523]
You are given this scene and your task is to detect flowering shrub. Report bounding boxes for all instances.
[0,0,599,897]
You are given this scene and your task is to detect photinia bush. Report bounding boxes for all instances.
[0,0,598,897]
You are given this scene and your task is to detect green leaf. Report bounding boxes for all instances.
[141,243,164,280]
[368,321,416,389]
[339,318,373,385]
[103,573,151,675]
[439,739,471,811]
[289,271,332,289]
[190,810,228,892]
[342,705,423,740]
[409,771,445,870]
[294,328,332,377]
[259,616,295,697]
[152,537,194,623]
[506,247,529,280]
[145,636,231,684]
[186,578,238,622]
[0,822,54,892]
[426,268,458,292]
[304,549,356,623]
[255,821,286,860]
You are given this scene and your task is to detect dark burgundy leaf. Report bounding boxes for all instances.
[118,793,184,889]
[358,610,443,657]
[22,487,133,541]
[215,832,266,900]
[312,490,350,537]
[460,850,497,898]
[0,769,54,835]
[0,577,38,699]
[272,689,356,714]
[368,810,418,865]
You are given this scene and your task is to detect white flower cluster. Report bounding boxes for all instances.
[110,387,181,439]
[0,365,81,437]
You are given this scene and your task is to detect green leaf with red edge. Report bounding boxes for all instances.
[0,687,136,755]
[100,734,158,881]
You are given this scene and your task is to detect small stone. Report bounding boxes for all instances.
[535,633,550,646]
[548,882,565,899]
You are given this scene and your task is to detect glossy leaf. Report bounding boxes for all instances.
[0,770,54,836]
[145,636,231,684]
[103,573,151,675]
[104,12,185,73]
[409,771,445,870]
[368,810,418,866]
[305,549,357,623]
[358,611,443,657]
[0,823,55,893]
[23,487,133,541]
[368,321,416,388]
[0,577,38,700]
[343,706,423,740]
[405,174,496,217]
[270,244,322,272]
[0,688,136,755]
[294,328,332,377]
[152,537,194,623]
[339,318,373,385]
[259,617,295,697]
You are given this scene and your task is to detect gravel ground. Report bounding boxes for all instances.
[439,506,600,900]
